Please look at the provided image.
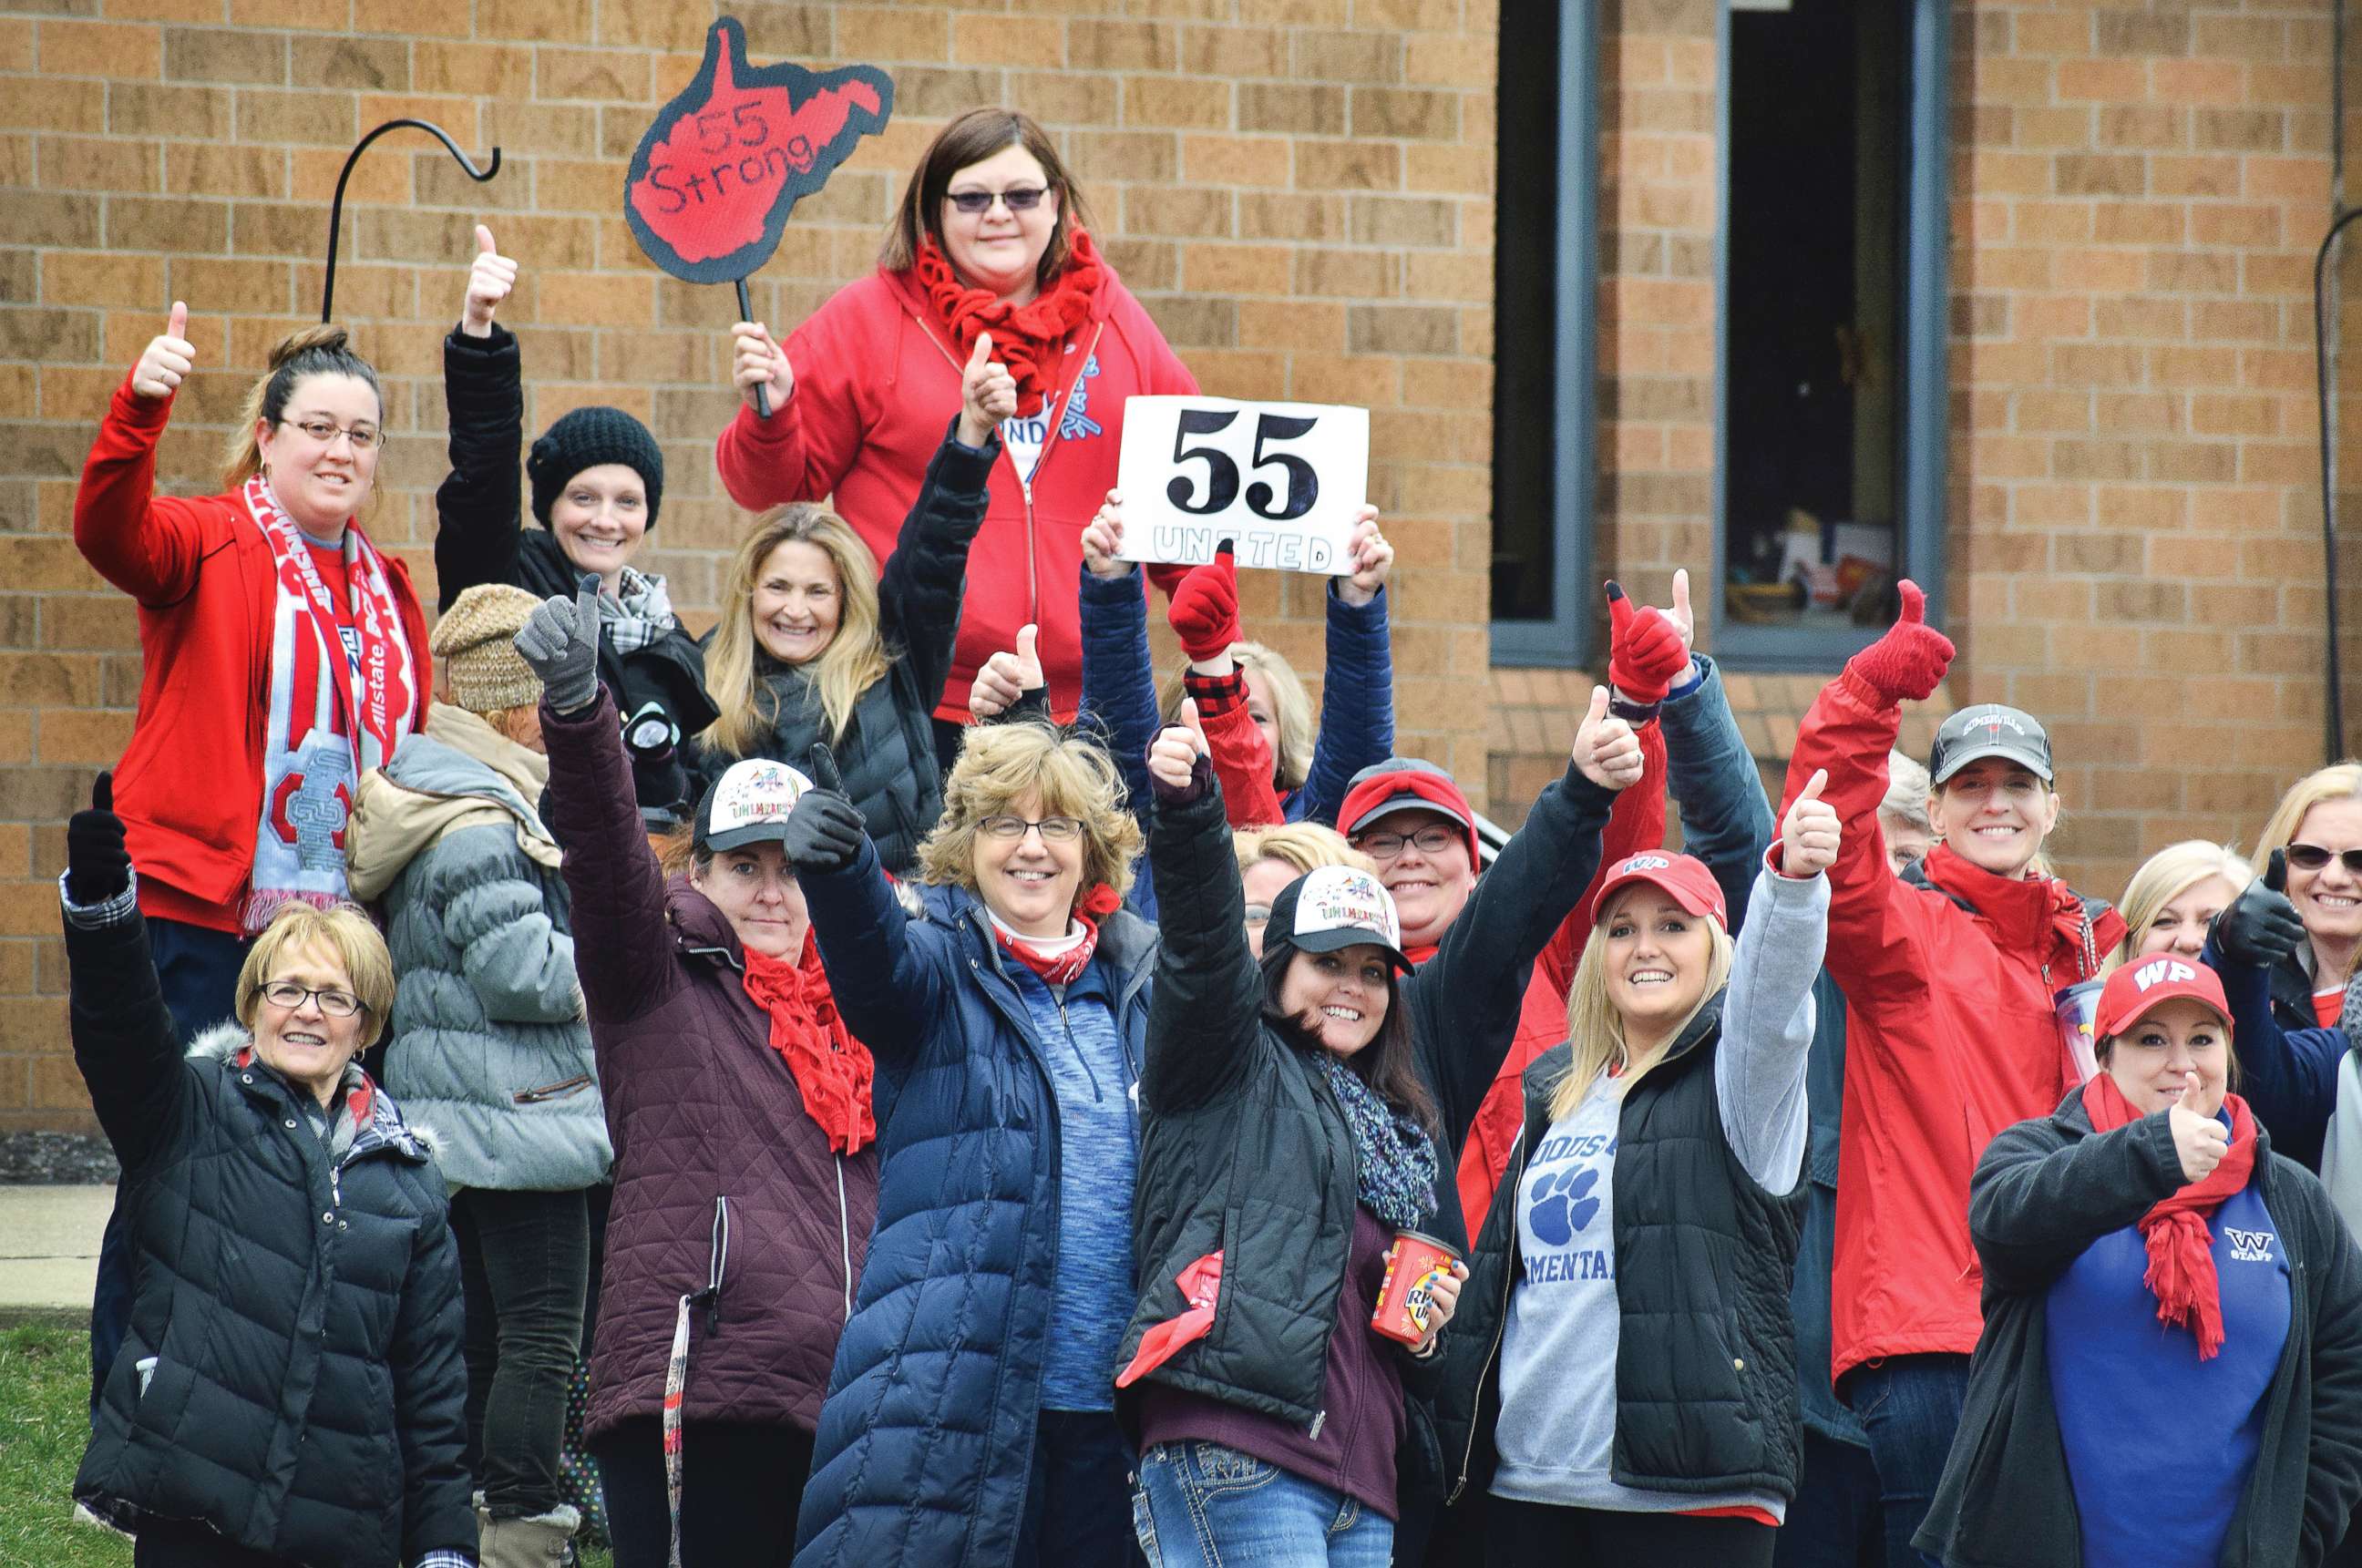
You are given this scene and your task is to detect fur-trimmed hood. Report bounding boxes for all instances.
[187,1020,440,1163]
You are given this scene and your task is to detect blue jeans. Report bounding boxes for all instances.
[92,915,252,1414]
[1133,1441,1392,1567]
[1774,1429,1884,1568]
[1843,1354,1970,1568]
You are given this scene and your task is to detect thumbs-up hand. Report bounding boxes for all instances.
[958,331,1019,447]
[1081,491,1132,580]
[1574,686,1644,792]
[970,623,1046,721]
[1146,723,1208,800]
[781,742,867,875]
[2210,847,2306,969]
[1168,542,1243,665]
[1605,579,1689,709]
[461,225,518,338]
[130,302,194,402]
[1845,579,1956,705]
[65,770,131,907]
[1782,769,1840,879]
[2169,1071,2231,1184]
[514,574,604,716]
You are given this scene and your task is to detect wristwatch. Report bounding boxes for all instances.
[1607,692,1661,725]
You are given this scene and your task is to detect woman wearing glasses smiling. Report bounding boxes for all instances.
[775,719,1160,1566]
[717,107,1199,759]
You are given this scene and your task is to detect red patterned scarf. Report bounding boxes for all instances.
[2082,1072,2259,1359]
[740,943,874,1154]
[993,884,1122,986]
[912,230,1104,417]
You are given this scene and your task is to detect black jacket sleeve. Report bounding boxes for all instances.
[1409,765,1619,1153]
[65,897,190,1171]
[2296,1165,2362,1563]
[1142,774,1265,1116]
[1967,1105,2182,1298]
[432,323,525,613]
[879,418,995,717]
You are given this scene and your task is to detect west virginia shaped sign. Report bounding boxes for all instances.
[623,18,894,283]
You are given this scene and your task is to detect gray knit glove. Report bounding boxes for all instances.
[513,574,602,715]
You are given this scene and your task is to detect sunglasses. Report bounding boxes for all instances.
[947,187,1050,214]
[2286,843,2362,875]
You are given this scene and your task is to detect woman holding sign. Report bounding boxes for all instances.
[1915,955,2362,1568]
[1433,779,1837,1565]
[717,107,1197,747]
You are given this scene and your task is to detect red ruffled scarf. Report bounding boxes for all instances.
[912,230,1104,417]
[994,884,1123,986]
[740,943,875,1154]
[2082,1072,2259,1358]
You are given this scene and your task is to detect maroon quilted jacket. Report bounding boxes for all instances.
[543,690,879,1439]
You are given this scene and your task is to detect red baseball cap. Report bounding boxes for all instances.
[1587,851,1729,929]
[1339,759,1483,868]
[2095,955,2233,1040]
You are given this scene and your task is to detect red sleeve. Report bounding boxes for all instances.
[1532,721,1669,1000]
[1781,668,1931,994]
[1134,307,1196,600]
[1193,685,1287,829]
[74,374,210,605]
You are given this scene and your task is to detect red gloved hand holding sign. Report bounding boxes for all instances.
[1167,542,1242,666]
[1847,579,1955,704]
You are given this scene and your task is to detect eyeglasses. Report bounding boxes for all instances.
[1354,825,1462,862]
[947,187,1050,215]
[2286,843,2362,876]
[279,417,383,451]
[979,814,1084,844]
[260,980,365,1018]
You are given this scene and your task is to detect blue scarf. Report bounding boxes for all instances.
[1317,1050,1437,1233]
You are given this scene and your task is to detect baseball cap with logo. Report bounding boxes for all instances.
[2094,954,2233,1041]
[1266,864,1414,973]
[1338,758,1482,868]
[1928,703,2054,785]
[1587,850,1730,929]
[693,757,816,857]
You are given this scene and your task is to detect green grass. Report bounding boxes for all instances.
[0,1325,612,1567]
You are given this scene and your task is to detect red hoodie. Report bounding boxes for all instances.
[715,262,1196,723]
[1782,669,2123,1385]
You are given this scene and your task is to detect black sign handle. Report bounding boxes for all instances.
[322,119,502,323]
[734,277,770,419]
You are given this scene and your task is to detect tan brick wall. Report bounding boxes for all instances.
[0,0,1499,1132]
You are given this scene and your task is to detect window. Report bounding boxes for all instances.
[1715,0,1949,666]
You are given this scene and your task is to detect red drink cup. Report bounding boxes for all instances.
[1371,1231,1459,1346]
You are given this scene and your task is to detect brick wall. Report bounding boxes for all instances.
[0,0,1500,1132]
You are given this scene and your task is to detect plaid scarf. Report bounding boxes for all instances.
[598,565,676,655]
[1317,1050,1437,1234]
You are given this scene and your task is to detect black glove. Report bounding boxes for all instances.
[782,743,866,875]
[2211,849,2306,969]
[66,771,130,906]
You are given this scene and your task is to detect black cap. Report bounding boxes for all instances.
[528,405,664,530]
[1265,866,1413,973]
[1928,703,2053,784]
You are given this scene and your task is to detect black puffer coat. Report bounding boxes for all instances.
[435,323,716,823]
[693,422,991,875]
[66,897,473,1568]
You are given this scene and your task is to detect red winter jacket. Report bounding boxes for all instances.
[1781,669,2122,1384]
[73,374,432,926]
[715,263,1197,723]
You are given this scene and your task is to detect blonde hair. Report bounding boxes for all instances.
[917,721,1140,904]
[1156,642,1317,791]
[1232,821,1371,879]
[2254,763,2362,866]
[1547,890,1734,1121]
[221,324,385,499]
[233,901,395,1050]
[701,506,891,756]
[2100,841,2256,974]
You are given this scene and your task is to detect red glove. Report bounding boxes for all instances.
[1167,542,1242,663]
[1606,582,1687,706]
[1846,579,1954,703]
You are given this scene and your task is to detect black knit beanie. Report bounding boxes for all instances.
[527,406,664,530]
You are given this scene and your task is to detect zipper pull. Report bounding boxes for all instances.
[1308,1409,1326,1440]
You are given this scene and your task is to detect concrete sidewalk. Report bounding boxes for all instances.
[0,1184,109,1319]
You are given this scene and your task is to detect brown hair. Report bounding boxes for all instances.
[879,108,1098,292]
[1258,943,1437,1138]
[221,324,384,493]
[917,719,1139,905]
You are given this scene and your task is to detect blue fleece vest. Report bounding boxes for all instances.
[2044,1147,2289,1568]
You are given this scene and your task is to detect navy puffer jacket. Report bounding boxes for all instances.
[791,841,1158,1568]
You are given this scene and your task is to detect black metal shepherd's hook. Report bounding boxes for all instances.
[321,119,501,323]
[2313,203,2362,765]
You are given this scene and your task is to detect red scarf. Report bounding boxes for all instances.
[2081,1072,2258,1359]
[912,230,1104,417]
[740,944,875,1154]
[994,884,1122,986]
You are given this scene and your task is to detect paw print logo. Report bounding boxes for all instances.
[1527,1164,1602,1246]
